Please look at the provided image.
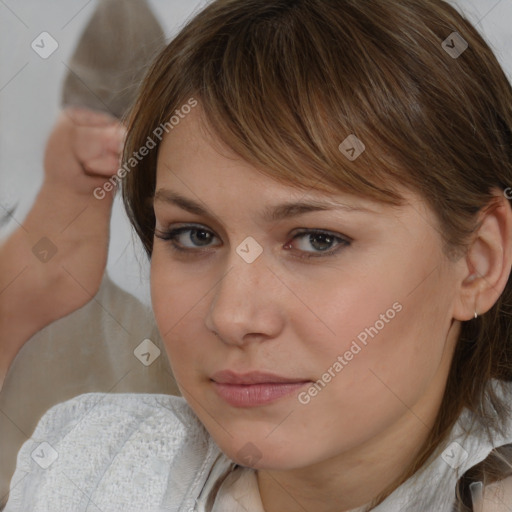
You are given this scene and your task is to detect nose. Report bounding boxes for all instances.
[204,253,285,346]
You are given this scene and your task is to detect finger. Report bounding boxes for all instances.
[73,124,125,164]
[82,155,122,177]
[104,124,127,154]
[64,106,118,128]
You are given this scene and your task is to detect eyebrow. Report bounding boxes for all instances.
[153,189,376,223]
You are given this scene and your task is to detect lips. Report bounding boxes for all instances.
[210,370,311,407]
[211,370,309,385]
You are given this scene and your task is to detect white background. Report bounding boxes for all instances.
[0,0,511,306]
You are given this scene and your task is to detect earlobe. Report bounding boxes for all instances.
[453,191,512,322]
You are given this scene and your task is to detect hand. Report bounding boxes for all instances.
[0,108,126,388]
[43,107,125,196]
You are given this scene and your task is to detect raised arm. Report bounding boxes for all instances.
[0,108,125,388]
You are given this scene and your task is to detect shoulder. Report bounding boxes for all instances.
[23,391,202,449]
[37,391,198,431]
[5,392,216,511]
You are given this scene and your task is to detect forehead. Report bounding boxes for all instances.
[154,105,422,220]
[156,106,244,176]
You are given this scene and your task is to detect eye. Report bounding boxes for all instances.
[154,225,351,259]
[154,225,220,252]
[285,229,351,259]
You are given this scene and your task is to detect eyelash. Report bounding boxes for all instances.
[154,224,351,259]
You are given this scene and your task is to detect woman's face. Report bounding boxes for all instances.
[151,107,462,470]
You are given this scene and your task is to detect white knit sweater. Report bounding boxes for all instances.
[4,382,512,511]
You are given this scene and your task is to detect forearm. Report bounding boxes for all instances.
[0,182,113,387]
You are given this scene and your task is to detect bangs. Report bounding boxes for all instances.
[188,0,417,204]
[124,0,510,255]
[127,0,459,209]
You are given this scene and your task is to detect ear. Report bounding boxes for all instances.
[453,189,512,321]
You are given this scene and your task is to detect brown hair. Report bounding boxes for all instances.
[122,0,512,509]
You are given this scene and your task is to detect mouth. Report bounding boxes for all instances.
[210,370,312,407]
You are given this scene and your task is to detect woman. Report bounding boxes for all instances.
[5,0,512,510]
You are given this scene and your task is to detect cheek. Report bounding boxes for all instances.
[307,269,454,430]
[150,251,213,379]
[290,264,404,367]
[299,254,454,401]
[295,283,405,419]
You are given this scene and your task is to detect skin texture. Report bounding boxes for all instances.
[150,107,512,512]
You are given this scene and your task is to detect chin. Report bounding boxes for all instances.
[208,429,312,471]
